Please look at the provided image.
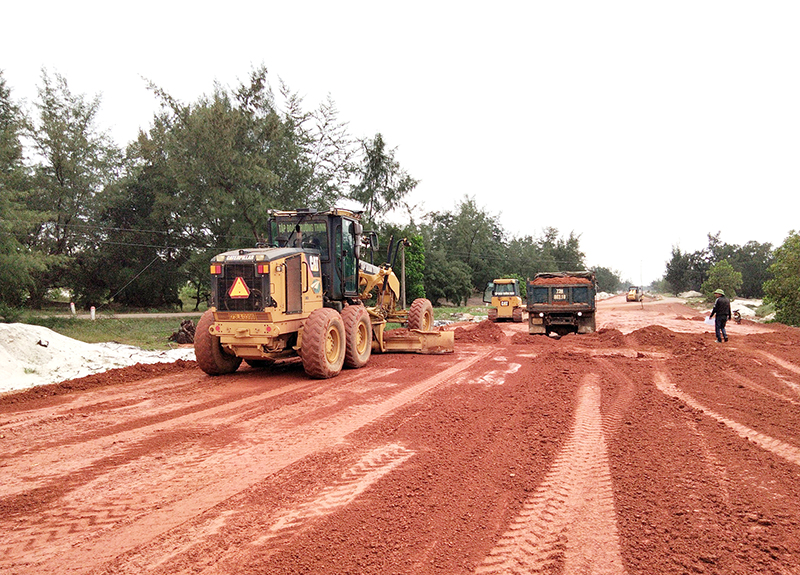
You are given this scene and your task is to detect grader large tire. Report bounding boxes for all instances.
[194,310,242,375]
[512,307,523,323]
[488,308,498,322]
[302,308,346,379]
[341,304,372,369]
[408,298,434,331]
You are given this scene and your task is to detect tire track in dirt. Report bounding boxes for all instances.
[133,443,416,574]
[476,373,625,575]
[254,443,415,544]
[654,370,800,467]
[726,370,800,405]
[472,356,522,386]
[6,350,493,574]
[0,378,319,499]
[754,350,800,377]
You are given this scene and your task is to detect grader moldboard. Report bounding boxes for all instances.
[194,208,453,379]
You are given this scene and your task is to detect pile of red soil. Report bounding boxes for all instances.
[452,320,505,343]
[0,360,197,406]
[628,325,679,347]
[595,328,627,348]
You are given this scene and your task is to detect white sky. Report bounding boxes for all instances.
[3,1,799,285]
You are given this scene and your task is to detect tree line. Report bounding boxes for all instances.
[663,231,800,325]
[3,66,798,325]
[0,66,615,321]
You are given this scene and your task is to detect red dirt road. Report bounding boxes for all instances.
[3,296,800,574]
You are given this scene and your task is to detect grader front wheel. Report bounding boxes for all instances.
[194,310,242,375]
[302,308,346,379]
[341,304,372,369]
[408,298,434,331]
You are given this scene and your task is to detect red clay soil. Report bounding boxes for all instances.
[530,276,592,285]
[452,319,506,343]
[2,298,800,574]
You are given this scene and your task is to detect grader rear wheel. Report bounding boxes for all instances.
[341,304,372,369]
[512,307,523,322]
[488,308,498,322]
[302,308,346,379]
[408,298,434,331]
[194,310,242,375]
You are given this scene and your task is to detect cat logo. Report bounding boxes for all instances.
[228,277,251,299]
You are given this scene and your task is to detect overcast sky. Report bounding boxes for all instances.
[3,1,798,285]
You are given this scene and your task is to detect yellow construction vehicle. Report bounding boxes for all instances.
[626,286,643,302]
[194,208,453,379]
[483,278,524,322]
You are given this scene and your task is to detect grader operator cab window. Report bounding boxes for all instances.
[270,220,330,261]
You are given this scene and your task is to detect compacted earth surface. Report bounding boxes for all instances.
[2,295,800,574]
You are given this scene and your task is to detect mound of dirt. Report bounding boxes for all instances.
[0,359,197,406]
[595,328,627,347]
[628,325,680,347]
[452,320,505,343]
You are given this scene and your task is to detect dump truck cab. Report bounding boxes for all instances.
[527,271,597,337]
[483,278,524,322]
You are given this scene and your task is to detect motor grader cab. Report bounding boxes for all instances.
[483,278,524,322]
[194,208,453,380]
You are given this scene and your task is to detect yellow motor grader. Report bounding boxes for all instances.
[194,208,453,379]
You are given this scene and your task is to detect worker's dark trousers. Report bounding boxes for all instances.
[715,317,728,342]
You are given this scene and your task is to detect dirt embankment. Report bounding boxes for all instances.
[2,297,800,574]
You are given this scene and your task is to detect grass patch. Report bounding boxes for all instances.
[24,316,192,351]
[755,302,775,317]
[434,305,488,321]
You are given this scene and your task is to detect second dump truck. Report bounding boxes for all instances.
[527,271,597,337]
[194,208,453,380]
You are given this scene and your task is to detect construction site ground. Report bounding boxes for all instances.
[2,295,800,574]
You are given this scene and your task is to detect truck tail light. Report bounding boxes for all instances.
[210,264,222,275]
[257,263,268,274]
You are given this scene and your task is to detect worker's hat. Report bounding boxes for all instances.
[713,289,725,296]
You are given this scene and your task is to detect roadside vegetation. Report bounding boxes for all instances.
[2,68,799,330]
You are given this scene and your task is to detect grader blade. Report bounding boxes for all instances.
[380,329,454,354]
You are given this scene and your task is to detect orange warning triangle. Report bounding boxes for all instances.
[228,277,251,299]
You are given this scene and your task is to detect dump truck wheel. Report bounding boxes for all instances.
[302,308,346,379]
[341,304,372,369]
[512,307,523,322]
[488,308,498,322]
[408,298,434,331]
[195,310,242,375]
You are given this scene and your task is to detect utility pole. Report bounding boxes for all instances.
[401,244,407,309]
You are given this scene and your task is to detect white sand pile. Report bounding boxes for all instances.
[0,323,195,395]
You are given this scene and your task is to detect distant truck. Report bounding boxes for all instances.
[527,271,597,337]
[483,278,524,322]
